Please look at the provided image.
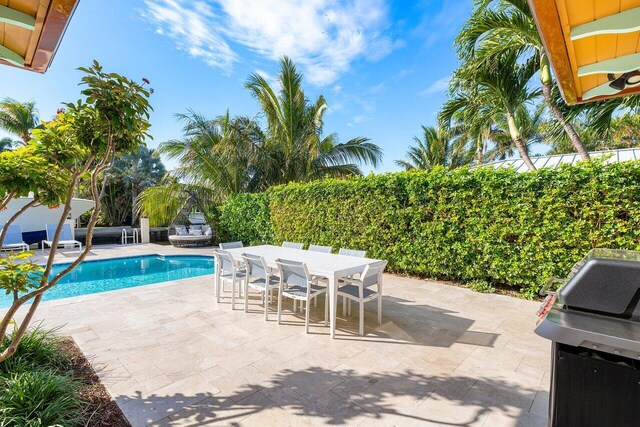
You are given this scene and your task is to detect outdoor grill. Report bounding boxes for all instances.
[535,248,640,427]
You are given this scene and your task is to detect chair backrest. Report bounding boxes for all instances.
[282,242,304,250]
[213,249,236,273]
[242,253,268,279]
[308,244,332,253]
[361,261,388,287]
[220,241,243,250]
[2,224,24,245]
[339,248,366,258]
[46,224,74,241]
[276,258,310,288]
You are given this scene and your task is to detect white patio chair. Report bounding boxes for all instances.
[337,261,388,336]
[276,258,328,333]
[282,241,304,249]
[338,248,366,258]
[42,224,82,252]
[1,224,29,252]
[213,249,246,309]
[219,241,243,249]
[308,244,332,253]
[242,253,280,320]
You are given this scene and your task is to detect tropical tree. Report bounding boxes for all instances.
[101,145,166,226]
[453,52,541,170]
[395,125,471,170]
[139,57,382,226]
[246,56,382,182]
[0,98,40,144]
[455,0,590,160]
[0,61,152,362]
[0,137,13,151]
[138,110,263,226]
[439,86,495,164]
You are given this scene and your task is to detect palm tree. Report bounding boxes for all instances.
[246,56,382,182]
[137,110,265,226]
[439,86,495,164]
[0,137,13,152]
[138,58,383,226]
[0,98,39,144]
[396,126,471,170]
[112,145,166,225]
[455,0,590,160]
[454,53,541,170]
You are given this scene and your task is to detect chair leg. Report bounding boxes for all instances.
[314,296,317,308]
[244,282,249,313]
[232,281,236,310]
[305,298,310,334]
[277,293,283,325]
[377,295,382,325]
[293,299,297,312]
[342,297,347,317]
[359,301,364,336]
[324,294,328,326]
[348,299,352,317]
[264,291,269,321]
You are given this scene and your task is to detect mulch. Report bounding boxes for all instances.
[61,337,131,427]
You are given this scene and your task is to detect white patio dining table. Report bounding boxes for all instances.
[224,244,384,338]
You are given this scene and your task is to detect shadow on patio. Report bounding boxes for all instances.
[328,296,500,349]
[115,366,543,426]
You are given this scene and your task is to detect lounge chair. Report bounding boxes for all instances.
[168,225,212,247]
[42,224,82,252]
[0,224,29,252]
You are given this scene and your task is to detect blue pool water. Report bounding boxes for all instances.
[0,255,214,308]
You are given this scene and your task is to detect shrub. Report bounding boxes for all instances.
[218,161,640,296]
[218,192,274,245]
[0,326,67,376]
[0,327,85,426]
[0,370,83,427]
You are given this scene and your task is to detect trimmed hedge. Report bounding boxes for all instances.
[218,192,274,245]
[218,161,640,296]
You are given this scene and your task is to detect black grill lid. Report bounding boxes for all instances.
[559,249,640,318]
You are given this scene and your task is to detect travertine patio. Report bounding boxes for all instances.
[7,244,549,426]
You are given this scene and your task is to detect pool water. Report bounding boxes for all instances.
[0,255,214,308]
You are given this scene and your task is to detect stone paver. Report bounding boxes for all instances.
[4,244,550,426]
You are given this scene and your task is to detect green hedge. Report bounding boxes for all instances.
[218,192,274,245]
[218,161,640,296]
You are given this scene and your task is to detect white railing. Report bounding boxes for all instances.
[121,228,139,245]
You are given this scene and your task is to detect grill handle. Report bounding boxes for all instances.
[539,277,564,297]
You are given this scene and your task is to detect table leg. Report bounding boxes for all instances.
[328,273,337,338]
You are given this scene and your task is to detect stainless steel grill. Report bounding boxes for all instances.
[535,248,640,427]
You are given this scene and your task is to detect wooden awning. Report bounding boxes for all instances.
[0,0,80,73]
[528,0,640,104]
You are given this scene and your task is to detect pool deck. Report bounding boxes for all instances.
[4,244,550,426]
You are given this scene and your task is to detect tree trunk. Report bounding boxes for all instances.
[541,83,590,160]
[540,52,590,160]
[131,185,138,227]
[507,113,537,171]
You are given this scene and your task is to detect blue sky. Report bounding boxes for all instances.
[0,0,472,172]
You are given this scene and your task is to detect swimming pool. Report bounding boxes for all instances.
[0,255,214,308]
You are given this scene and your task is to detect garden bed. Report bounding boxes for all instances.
[0,327,130,427]
[63,337,130,427]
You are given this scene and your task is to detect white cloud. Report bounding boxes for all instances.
[420,76,450,96]
[143,0,399,86]
[143,0,238,71]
